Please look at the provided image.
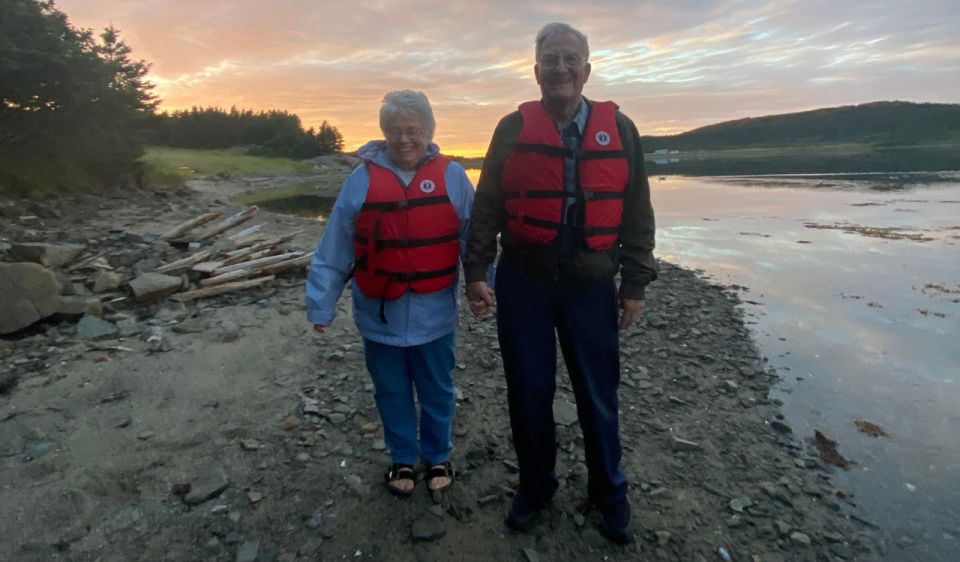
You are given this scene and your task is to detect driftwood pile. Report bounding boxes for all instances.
[153,206,312,302]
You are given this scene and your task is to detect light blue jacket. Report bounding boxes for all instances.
[306,141,475,347]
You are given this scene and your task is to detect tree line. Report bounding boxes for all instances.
[641,101,960,152]
[144,107,343,158]
[0,0,343,196]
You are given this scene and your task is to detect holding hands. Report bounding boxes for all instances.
[466,281,496,318]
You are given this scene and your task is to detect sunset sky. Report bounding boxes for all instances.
[57,0,960,156]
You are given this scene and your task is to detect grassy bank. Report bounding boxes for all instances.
[139,146,316,189]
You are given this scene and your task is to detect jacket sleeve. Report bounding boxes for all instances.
[616,113,658,299]
[305,166,368,325]
[464,115,514,283]
[443,160,475,258]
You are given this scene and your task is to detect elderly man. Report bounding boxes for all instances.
[464,22,657,544]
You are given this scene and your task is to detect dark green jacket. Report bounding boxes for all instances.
[464,102,658,299]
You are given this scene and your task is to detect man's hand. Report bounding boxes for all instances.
[466,281,496,318]
[313,324,326,333]
[618,297,645,330]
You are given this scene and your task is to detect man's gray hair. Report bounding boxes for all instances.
[379,90,436,141]
[535,22,590,62]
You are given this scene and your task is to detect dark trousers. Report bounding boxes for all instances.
[495,262,628,509]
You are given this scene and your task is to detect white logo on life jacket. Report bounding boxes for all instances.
[595,131,611,146]
[419,179,436,193]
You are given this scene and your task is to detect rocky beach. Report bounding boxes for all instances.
[0,176,885,561]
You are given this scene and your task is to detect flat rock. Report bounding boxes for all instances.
[0,262,60,334]
[128,272,182,302]
[54,296,103,320]
[553,400,579,426]
[411,515,446,542]
[76,314,118,339]
[236,540,259,562]
[183,465,229,505]
[8,242,85,267]
[92,271,124,293]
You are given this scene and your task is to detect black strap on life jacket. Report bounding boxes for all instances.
[360,194,450,212]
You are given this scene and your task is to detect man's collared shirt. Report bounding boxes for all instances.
[558,97,589,253]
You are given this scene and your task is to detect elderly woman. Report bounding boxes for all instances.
[306,90,473,496]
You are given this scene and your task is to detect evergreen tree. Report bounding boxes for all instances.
[0,0,156,194]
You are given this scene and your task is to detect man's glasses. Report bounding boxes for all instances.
[386,127,425,141]
[539,52,585,70]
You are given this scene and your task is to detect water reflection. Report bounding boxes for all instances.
[253,194,334,221]
[654,173,960,562]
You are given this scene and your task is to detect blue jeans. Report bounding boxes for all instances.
[495,262,628,509]
[363,332,456,466]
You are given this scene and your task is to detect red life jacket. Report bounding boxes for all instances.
[352,155,460,303]
[501,100,628,251]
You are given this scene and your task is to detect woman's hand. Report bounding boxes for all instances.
[466,281,495,318]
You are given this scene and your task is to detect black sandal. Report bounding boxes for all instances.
[385,464,416,496]
[425,461,455,492]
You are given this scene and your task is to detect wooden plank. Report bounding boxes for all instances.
[219,248,279,268]
[155,250,211,274]
[160,212,222,240]
[200,252,311,287]
[191,261,225,275]
[195,207,258,241]
[171,276,276,302]
[227,224,263,240]
[258,253,312,276]
[211,251,300,276]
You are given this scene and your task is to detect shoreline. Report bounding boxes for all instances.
[0,183,884,561]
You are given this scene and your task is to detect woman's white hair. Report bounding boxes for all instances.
[535,22,590,61]
[379,90,436,141]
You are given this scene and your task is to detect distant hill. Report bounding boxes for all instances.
[640,101,960,151]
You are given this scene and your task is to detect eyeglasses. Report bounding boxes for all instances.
[539,52,585,69]
[386,127,426,141]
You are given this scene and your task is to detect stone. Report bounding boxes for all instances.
[23,441,58,459]
[729,497,754,513]
[553,399,578,426]
[106,507,142,531]
[298,539,322,557]
[219,320,241,342]
[790,531,812,547]
[93,271,123,293]
[522,548,540,562]
[411,515,446,542]
[115,317,141,338]
[128,272,182,302]
[76,314,118,340]
[8,242,85,267]
[345,474,366,497]
[183,465,229,505]
[54,296,102,320]
[236,540,259,562]
[770,420,793,434]
[27,202,61,219]
[0,263,60,334]
[172,318,206,333]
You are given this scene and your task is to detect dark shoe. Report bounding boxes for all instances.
[385,464,416,497]
[597,501,634,545]
[504,493,547,532]
[425,461,455,492]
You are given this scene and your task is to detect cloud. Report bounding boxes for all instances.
[57,0,960,152]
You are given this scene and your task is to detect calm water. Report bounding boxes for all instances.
[651,173,960,562]
[280,169,958,559]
